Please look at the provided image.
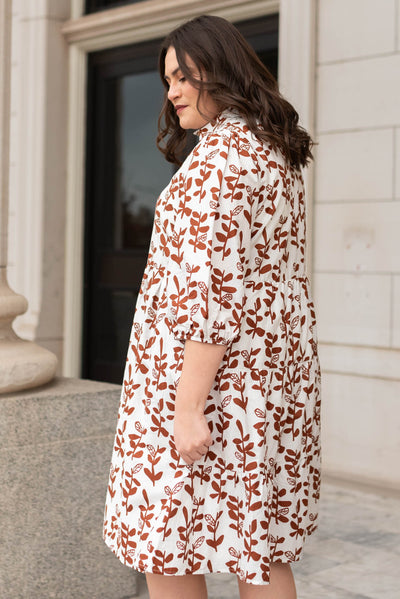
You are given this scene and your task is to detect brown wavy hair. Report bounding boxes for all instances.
[157,15,314,170]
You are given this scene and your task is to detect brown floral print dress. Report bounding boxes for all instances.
[103,109,321,585]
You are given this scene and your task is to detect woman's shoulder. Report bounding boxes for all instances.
[196,109,249,142]
[194,110,260,160]
[194,109,295,177]
[214,110,299,174]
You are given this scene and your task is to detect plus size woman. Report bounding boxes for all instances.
[103,15,321,599]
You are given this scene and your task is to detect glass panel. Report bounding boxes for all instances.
[87,67,173,381]
[85,0,146,14]
[115,70,172,249]
[95,288,138,365]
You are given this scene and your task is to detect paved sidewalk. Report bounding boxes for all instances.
[132,480,400,599]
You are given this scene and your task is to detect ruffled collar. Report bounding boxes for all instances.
[193,108,242,140]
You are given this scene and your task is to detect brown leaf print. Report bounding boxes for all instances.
[103,109,321,585]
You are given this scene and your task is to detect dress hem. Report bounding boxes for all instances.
[103,525,317,586]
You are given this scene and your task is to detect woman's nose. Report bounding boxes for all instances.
[168,83,179,102]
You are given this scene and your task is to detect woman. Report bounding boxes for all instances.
[103,15,321,599]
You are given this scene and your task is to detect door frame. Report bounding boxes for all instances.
[61,0,316,377]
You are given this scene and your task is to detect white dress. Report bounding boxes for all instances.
[103,109,321,585]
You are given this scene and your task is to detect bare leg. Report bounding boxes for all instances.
[237,563,297,599]
[145,572,208,599]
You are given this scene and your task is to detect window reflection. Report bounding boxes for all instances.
[115,70,172,248]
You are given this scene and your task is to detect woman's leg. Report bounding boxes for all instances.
[237,563,297,599]
[145,572,208,599]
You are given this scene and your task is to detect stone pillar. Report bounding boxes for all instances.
[0,0,57,393]
[278,0,317,278]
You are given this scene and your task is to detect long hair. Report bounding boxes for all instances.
[157,15,314,170]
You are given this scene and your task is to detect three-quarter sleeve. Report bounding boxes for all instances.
[166,129,259,345]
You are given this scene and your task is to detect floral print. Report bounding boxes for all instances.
[103,109,321,584]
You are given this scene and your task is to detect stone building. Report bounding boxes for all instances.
[6,0,400,490]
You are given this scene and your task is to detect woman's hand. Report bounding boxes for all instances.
[172,339,225,465]
[174,406,213,465]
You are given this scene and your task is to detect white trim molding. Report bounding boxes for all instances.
[62,44,87,377]
[61,0,317,377]
[62,0,279,51]
[71,0,84,20]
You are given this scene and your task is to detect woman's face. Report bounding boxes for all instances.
[164,46,219,130]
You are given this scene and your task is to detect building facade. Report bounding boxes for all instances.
[7,0,400,490]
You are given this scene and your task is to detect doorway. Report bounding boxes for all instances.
[83,15,279,383]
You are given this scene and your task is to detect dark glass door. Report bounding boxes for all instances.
[83,15,279,383]
[83,39,171,382]
[85,0,146,14]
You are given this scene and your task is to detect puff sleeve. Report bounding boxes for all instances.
[166,129,259,345]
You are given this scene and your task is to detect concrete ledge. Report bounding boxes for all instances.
[0,377,137,599]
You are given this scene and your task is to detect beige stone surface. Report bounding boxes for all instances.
[20,0,71,20]
[0,376,137,599]
[398,0,400,51]
[314,201,400,273]
[316,54,400,132]
[393,274,400,347]
[313,0,400,494]
[0,272,57,393]
[318,343,400,380]
[395,128,400,198]
[321,373,400,487]
[0,338,57,393]
[315,129,394,202]
[0,0,58,395]
[318,0,396,63]
[7,0,69,357]
[313,272,391,346]
[36,337,64,375]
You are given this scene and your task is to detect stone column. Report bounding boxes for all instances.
[0,0,57,393]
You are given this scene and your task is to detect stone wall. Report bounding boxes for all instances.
[313,0,400,489]
[0,377,137,599]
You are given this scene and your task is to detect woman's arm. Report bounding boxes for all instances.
[174,339,226,464]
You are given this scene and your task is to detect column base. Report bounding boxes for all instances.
[0,337,58,393]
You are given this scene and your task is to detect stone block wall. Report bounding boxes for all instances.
[314,0,400,489]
